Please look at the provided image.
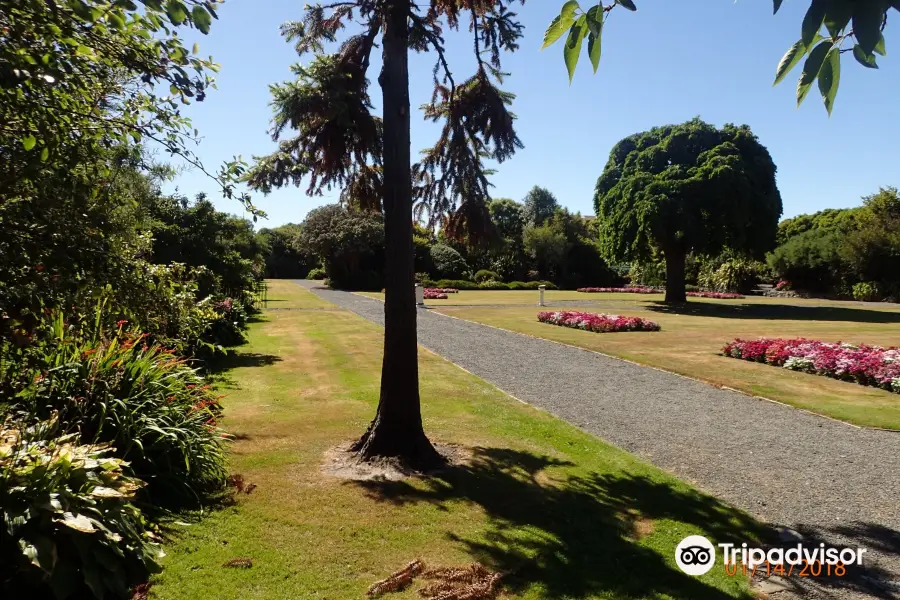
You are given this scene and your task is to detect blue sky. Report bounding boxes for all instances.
[166,0,900,227]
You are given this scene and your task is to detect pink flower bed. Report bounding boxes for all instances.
[686,291,745,299]
[723,338,900,394]
[423,290,448,299]
[425,287,458,294]
[577,287,660,294]
[538,311,661,333]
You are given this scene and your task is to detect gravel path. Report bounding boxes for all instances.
[292,281,900,599]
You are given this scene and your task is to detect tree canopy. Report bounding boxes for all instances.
[594,118,782,302]
[544,0,896,115]
[522,186,559,227]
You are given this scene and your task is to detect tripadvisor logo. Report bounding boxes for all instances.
[675,535,868,577]
[675,535,716,575]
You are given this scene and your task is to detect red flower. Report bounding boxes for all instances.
[116,319,128,328]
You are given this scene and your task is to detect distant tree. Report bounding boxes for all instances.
[594,118,782,303]
[543,0,895,115]
[300,205,384,290]
[522,186,559,227]
[777,207,862,245]
[842,187,900,297]
[147,193,264,297]
[257,224,317,279]
[523,224,569,280]
[488,198,525,239]
[768,230,847,293]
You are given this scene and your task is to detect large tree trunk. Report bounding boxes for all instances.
[352,0,442,468]
[664,248,687,303]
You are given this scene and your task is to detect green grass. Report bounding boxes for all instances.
[150,281,767,599]
[434,294,900,429]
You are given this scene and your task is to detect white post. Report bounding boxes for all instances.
[415,283,425,306]
[538,284,546,307]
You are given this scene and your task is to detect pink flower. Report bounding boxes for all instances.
[538,311,660,333]
[723,337,900,395]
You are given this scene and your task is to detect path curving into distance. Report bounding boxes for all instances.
[292,281,900,599]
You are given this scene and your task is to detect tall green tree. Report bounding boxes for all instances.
[522,186,559,227]
[543,0,895,114]
[594,118,782,303]
[247,0,525,467]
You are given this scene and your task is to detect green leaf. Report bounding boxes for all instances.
[774,0,784,13]
[823,0,852,38]
[874,34,886,56]
[853,44,878,68]
[564,16,588,83]
[41,146,50,161]
[852,1,884,55]
[586,5,603,37]
[797,40,831,106]
[587,31,602,72]
[165,0,188,25]
[774,37,818,85]
[191,6,212,34]
[818,46,841,115]
[617,0,637,11]
[142,0,163,10]
[192,42,200,55]
[22,135,37,151]
[108,11,126,29]
[542,0,579,49]
[801,0,827,46]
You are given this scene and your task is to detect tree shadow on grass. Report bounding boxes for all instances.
[354,447,769,599]
[647,301,900,324]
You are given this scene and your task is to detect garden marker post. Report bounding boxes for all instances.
[538,285,546,307]
[415,284,425,306]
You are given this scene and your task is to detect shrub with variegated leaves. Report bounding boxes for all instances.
[6,315,228,506]
[0,418,160,600]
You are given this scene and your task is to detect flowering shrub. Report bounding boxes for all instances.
[6,315,228,506]
[538,311,661,333]
[423,290,448,299]
[577,287,660,294]
[686,291,745,299]
[775,280,792,291]
[723,338,900,394]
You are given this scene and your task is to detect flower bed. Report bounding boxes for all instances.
[423,290,448,299]
[686,291,745,299]
[425,287,458,294]
[577,287,660,294]
[538,311,661,333]
[723,338,900,394]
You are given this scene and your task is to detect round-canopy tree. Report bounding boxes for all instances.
[594,118,782,303]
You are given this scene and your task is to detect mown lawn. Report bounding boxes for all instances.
[150,280,766,599]
[434,294,900,429]
[357,289,661,305]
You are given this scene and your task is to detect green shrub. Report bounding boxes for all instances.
[435,279,480,290]
[474,269,502,283]
[308,267,326,280]
[522,280,558,290]
[430,244,470,279]
[0,418,161,600]
[507,281,528,290]
[852,282,879,302]
[478,281,509,290]
[6,317,227,505]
